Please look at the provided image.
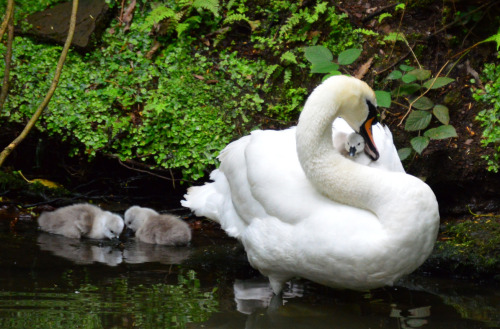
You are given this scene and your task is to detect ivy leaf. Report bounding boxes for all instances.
[408,68,431,80]
[411,136,430,154]
[387,70,402,80]
[424,125,458,139]
[321,71,342,81]
[311,62,339,73]
[375,90,391,108]
[337,48,362,65]
[402,74,417,83]
[412,96,434,110]
[399,64,414,72]
[305,46,333,63]
[422,77,454,89]
[433,104,450,124]
[405,110,432,131]
[396,83,421,96]
[398,147,412,160]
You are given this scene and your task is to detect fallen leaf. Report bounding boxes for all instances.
[354,57,373,80]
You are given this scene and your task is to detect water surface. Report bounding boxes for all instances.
[0,209,498,328]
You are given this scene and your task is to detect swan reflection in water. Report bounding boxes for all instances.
[37,233,191,266]
[188,278,432,329]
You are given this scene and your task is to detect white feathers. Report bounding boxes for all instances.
[124,206,191,246]
[37,203,124,240]
[182,75,439,294]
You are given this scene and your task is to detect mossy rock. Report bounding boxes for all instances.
[423,217,500,279]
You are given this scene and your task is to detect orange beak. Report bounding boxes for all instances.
[359,116,379,161]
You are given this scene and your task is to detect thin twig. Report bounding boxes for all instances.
[0,0,79,167]
[398,60,450,126]
[0,0,14,41]
[0,11,14,112]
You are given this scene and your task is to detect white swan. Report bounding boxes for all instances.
[182,75,439,294]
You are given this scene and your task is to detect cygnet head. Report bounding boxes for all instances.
[345,133,365,157]
[124,206,157,231]
[102,212,124,239]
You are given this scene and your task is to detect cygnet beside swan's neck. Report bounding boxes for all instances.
[295,78,386,212]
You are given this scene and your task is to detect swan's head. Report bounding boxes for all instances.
[324,76,380,160]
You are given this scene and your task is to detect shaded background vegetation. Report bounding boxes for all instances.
[0,0,499,208]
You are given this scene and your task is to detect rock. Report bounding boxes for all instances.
[20,0,113,51]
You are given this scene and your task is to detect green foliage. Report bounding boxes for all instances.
[434,218,500,273]
[472,59,500,173]
[0,270,219,328]
[137,0,220,37]
[304,46,392,108]
[304,45,362,77]
[0,0,360,181]
[385,64,457,158]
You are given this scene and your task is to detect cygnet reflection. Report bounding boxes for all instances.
[123,240,191,264]
[234,278,304,314]
[37,233,123,266]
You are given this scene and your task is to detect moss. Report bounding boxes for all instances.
[426,216,500,278]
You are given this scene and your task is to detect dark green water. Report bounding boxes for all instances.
[0,209,498,329]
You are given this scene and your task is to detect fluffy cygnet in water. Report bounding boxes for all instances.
[124,206,191,246]
[38,203,124,239]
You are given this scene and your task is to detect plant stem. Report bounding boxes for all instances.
[0,0,14,41]
[0,8,14,112]
[398,60,450,126]
[0,0,79,168]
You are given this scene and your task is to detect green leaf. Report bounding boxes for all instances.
[433,104,450,125]
[422,77,454,89]
[387,70,402,80]
[481,30,500,50]
[424,125,458,139]
[405,110,432,131]
[311,62,339,73]
[337,48,362,65]
[375,90,391,108]
[321,71,342,81]
[305,46,333,63]
[402,74,417,83]
[412,96,434,110]
[408,69,431,80]
[280,51,298,64]
[398,147,412,160]
[410,136,430,154]
[399,64,414,72]
[395,83,421,96]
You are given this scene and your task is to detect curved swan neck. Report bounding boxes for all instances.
[295,77,391,213]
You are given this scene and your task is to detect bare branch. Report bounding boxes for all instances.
[0,0,80,167]
[0,0,14,41]
[0,10,14,111]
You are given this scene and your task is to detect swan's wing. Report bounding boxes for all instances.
[182,135,266,238]
[244,128,378,228]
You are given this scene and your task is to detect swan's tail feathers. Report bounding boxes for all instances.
[181,170,246,239]
[181,177,222,222]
